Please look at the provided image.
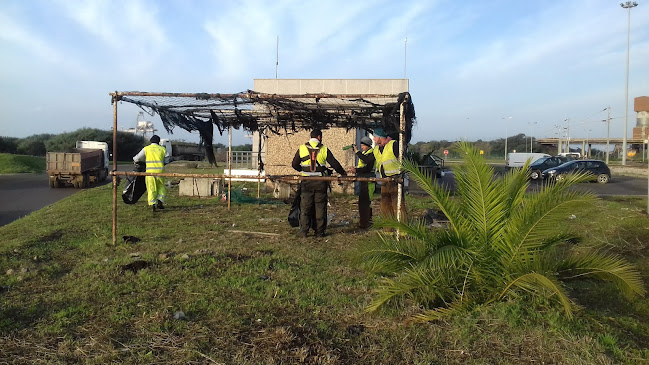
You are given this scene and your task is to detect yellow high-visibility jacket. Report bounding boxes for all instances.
[144,143,166,173]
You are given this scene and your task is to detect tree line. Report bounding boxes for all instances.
[0,128,146,160]
[3,129,596,162]
[0,128,254,162]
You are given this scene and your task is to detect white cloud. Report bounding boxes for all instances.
[56,0,171,75]
[0,12,65,64]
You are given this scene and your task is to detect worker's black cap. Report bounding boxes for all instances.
[150,135,160,143]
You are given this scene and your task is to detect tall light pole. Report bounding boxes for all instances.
[621,1,638,166]
[604,106,611,164]
[528,122,537,153]
[503,116,512,161]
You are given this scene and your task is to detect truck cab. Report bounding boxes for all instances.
[160,138,173,164]
[76,141,109,169]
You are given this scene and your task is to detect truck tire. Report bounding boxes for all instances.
[49,178,55,188]
[82,174,89,188]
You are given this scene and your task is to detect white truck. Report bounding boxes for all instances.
[46,141,110,188]
[506,152,551,169]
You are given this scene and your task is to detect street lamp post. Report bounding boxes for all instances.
[503,116,512,161]
[621,1,638,166]
[605,106,611,164]
[528,122,537,153]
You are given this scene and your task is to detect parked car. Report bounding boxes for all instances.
[422,154,445,178]
[506,152,551,169]
[528,156,573,180]
[541,159,611,184]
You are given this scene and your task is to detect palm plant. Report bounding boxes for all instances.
[360,142,645,321]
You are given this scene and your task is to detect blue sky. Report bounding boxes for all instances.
[1,0,648,146]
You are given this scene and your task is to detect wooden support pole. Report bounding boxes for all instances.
[112,93,118,246]
[396,96,407,224]
[228,126,232,210]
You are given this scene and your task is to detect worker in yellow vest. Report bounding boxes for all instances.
[372,128,406,221]
[291,129,347,237]
[133,135,167,212]
[348,136,376,229]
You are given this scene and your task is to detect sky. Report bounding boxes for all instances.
[1,0,648,146]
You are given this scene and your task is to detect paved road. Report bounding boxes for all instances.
[409,170,648,197]
[0,173,80,226]
[0,165,129,227]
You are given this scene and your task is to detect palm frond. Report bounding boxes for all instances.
[401,158,461,233]
[373,215,437,243]
[558,251,647,298]
[496,272,575,318]
[452,142,509,246]
[499,161,531,212]
[357,233,428,274]
[410,299,468,322]
[497,184,596,264]
[366,267,445,312]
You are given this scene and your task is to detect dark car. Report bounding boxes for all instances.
[417,154,445,178]
[528,156,573,180]
[541,159,611,184]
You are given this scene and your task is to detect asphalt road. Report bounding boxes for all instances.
[0,165,130,227]
[0,173,79,226]
[409,171,648,197]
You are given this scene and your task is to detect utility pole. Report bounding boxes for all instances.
[621,1,638,165]
[503,116,512,161]
[606,107,611,164]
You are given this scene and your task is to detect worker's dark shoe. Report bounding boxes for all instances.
[315,231,327,238]
[157,200,165,210]
[152,204,157,213]
[298,230,308,238]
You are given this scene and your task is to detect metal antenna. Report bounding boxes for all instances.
[403,37,408,79]
[276,36,279,79]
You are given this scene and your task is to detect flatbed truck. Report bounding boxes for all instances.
[47,141,109,188]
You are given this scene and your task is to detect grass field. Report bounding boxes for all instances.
[0,153,45,173]
[0,181,648,363]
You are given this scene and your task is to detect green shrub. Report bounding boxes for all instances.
[360,142,645,321]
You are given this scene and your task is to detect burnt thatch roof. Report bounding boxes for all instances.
[111,90,415,164]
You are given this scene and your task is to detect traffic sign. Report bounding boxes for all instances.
[444,150,448,156]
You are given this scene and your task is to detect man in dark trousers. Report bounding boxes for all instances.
[372,128,407,222]
[292,129,347,237]
[348,136,376,229]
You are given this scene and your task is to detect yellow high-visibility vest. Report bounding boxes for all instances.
[298,141,328,176]
[357,147,375,170]
[374,140,400,176]
[144,143,166,173]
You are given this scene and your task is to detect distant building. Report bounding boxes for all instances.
[633,96,649,141]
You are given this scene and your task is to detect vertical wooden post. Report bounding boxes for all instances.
[112,93,118,246]
[396,95,407,224]
[228,126,232,210]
